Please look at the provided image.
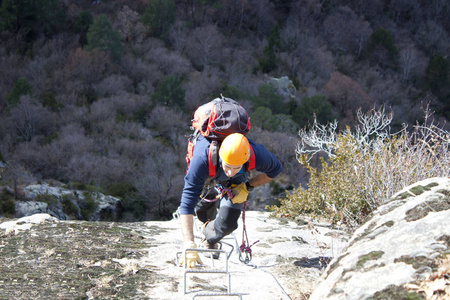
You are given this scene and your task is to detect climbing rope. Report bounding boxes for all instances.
[215,184,234,200]
[239,201,259,264]
[200,184,234,203]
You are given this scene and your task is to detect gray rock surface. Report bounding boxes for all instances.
[310,177,450,300]
[0,210,349,299]
[17,183,123,221]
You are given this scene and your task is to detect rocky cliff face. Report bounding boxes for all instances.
[310,177,450,300]
[10,183,123,221]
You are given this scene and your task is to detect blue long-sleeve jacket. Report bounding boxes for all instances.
[179,135,283,215]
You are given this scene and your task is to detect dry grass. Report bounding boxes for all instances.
[0,220,172,300]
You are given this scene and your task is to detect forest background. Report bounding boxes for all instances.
[0,0,449,221]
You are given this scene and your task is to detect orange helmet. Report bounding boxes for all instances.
[219,133,251,165]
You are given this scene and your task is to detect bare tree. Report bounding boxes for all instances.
[145,46,191,77]
[113,6,146,44]
[146,105,187,149]
[135,151,184,218]
[399,44,425,86]
[414,20,450,56]
[93,74,133,97]
[281,18,305,80]
[184,24,224,69]
[8,96,55,142]
[324,71,374,124]
[183,67,222,112]
[1,161,34,200]
[387,0,421,25]
[323,6,372,58]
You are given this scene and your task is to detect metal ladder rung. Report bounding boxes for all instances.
[186,269,228,274]
[193,292,247,299]
[182,248,232,295]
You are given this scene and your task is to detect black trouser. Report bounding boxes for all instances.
[195,197,243,245]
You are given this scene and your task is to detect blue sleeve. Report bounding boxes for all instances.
[179,137,210,215]
[249,139,283,179]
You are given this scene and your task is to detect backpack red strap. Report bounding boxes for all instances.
[248,145,256,171]
[208,141,219,177]
[207,142,255,178]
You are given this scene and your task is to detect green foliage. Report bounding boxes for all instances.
[221,85,246,101]
[36,193,58,206]
[41,90,63,112]
[369,28,398,65]
[80,86,98,106]
[258,24,281,73]
[0,190,15,217]
[424,56,450,98]
[6,77,33,107]
[86,14,122,62]
[62,194,79,219]
[252,107,279,130]
[80,192,98,220]
[253,82,287,114]
[66,182,100,193]
[269,134,371,226]
[74,10,93,33]
[151,75,185,109]
[141,0,175,38]
[120,196,146,221]
[74,10,93,46]
[269,110,450,229]
[0,0,65,38]
[294,95,333,128]
[104,182,137,199]
[252,107,297,133]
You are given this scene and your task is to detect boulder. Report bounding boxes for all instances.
[269,76,297,101]
[15,200,69,220]
[310,177,450,300]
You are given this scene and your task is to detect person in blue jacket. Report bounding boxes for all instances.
[179,133,282,268]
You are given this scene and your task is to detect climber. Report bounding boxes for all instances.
[179,133,282,267]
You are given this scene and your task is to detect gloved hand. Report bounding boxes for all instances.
[180,241,202,268]
[231,182,249,204]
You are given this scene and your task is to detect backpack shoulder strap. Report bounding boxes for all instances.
[208,142,255,178]
[208,140,219,177]
[248,145,256,171]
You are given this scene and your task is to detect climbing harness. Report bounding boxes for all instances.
[239,201,259,264]
[200,183,234,203]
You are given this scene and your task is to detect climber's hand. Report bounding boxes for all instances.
[231,182,249,204]
[180,241,202,268]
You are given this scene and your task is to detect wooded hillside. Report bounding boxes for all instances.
[0,0,449,220]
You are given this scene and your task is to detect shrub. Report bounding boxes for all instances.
[79,192,98,220]
[368,28,398,68]
[104,182,137,199]
[0,0,65,37]
[0,190,15,217]
[86,14,122,62]
[252,107,297,133]
[151,75,185,110]
[6,77,33,107]
[252,82,287,115]
[269,107,450,230]
[36,193,58,206]
[74,10,93,33]
[62,194,79,220]
[141,0,175,38]
[294,95,333,128]
[258,24,280,73]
